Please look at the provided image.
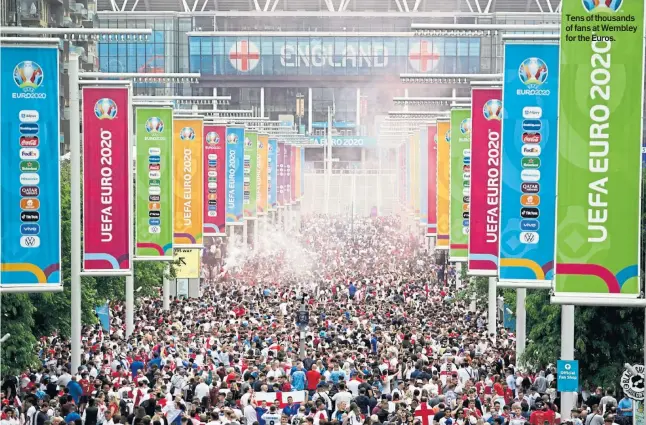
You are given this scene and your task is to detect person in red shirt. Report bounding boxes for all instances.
[306,366,321,393]
[529,401,556,425]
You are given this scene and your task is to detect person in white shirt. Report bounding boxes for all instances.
[206,411,222,425]
[262,407,282,425]
[346,375,362,397]
[331,384,353,410]
[194,378,211,402]
[243,404,258,425]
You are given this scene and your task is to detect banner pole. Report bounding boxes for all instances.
[69,54,82,373]
[516,288,527,365]
[125,275,134,337]
[487,276,497,339]
[163,265,170,311]
[560,304,576,420]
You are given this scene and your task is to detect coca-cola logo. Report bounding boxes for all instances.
[522,132,541,144]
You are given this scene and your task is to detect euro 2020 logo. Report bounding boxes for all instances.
[206,131,220,145]
[227,132,238,145]
[14,61,44,91]
[445,130,451,143]
[519,57,548,86]
[483,99,502,121]
[582,0,622,13]
[460,118,472,135]
[145,117,164,133]
[180,127,195,141]
[244,137,252,148]
[94,98,118,120]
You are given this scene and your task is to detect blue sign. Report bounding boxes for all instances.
[0,46,61,288]
[95,302,110,332]
[308,136,377,148]
[503,303,516,331]
[189,36,481,76]
[420,128,428,225]
[225,126,245,223]
[269,138,278,208]
[498,44,559,284]
[557,360,579,392]
[98,31,165,86]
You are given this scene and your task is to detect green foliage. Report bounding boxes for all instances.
[2,159,168,375]
[457,269,492,307]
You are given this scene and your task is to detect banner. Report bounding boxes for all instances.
[285,143,293,205]
[243,131,258,218]
[436,119,451,249]
[0,46,61,288]
[269,138,278,209]
[420,128,428,226]
[412,133,420,215]
[277,141,286,207]
[173,118,203,248]
[427,124,438,236]
[468,88,502,276]
[82,87,131,272]
[203,125,226,236]
[257,134,269,214]
[399,144,406,206]
[135,107,173,259]
[499,44,559,284]
[449,109,471,261]
[291,145,298,202]
[95,303,110,332]
[300,147,305,199]
[173,248,200,278]
[555,1,644,297]
[226,126,244,224]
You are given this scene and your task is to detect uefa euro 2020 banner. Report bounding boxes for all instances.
[268,138,278,209]
[226,126,245,224]
[449,108,471,262]
[436,119,451,249]
[135,107,173,260]
[419,127,429,226]
[173,118,203,248]
[498,44,559,285]
[427,124,438,236]
[0,45,61,289]
[243,131,258,218]
[257,134,269,214]
[82,87,131,273]
[555,0,645,297]
[467,88,502,276]
[203,125,226,236]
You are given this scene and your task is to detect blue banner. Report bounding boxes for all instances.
[498,43,559,283]
[420,128,428,225]
[556,360,579,393]
[95,302,110,332]
[300,147,305,198]
[189,36,481,76]
[269,138,278,209]
[0,46,61,288]
[225,126,244,224]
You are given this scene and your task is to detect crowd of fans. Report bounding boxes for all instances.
[0,215,635,425]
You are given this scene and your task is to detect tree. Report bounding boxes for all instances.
[0,294,39,376]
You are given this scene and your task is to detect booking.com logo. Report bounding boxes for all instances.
[582,0,622,13]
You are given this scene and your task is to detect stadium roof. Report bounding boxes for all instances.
[98,0,561,18]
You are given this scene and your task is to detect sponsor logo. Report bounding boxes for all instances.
[208,176,217,183]
[94,98,118,120]
[460,118,472,135]
[180,127,196,141]
[149,186,161,195]
[19,173,40,185]
[463,172,471,180]
[149,179,161,186]
[462,188,470,196]
[208,154,217,160]
[521,169,541,182]
[522,120,542,131]
[523,106,543,119]
[519,57,548,85]
[445,130,450,143]
[522,132,541,144]
[462,212,470,219]
[462,227,469,235]
[149,202,161,210]
[520,194,541,207]
[20,161,39,172]
[149,226,161,234]
[208,201,217,207]
[520,219,540,232]
[244,137,253,147]
[149,171,161,179]
[20,224,40,235]
[463,196,470,203]
[149,218,161,226]
[20,148,39,159]
[463,149,471,157]
[520,207,540,218]
[208,211,217,217]
[208,160,217,167]
[20,186,39,197]
[521,182,540,193]
[149,163,160,171]
[522,158,541,169]
[208,182,217,189]
[483,99,502,121]
[20,211,40,222]
[206,131,220,145]
[149,147,161,155]
[463,180,470,187]
[19,136,39,147]
[208,193,217,200]
[19,123,39,135]
[519,232,539,244]
[462,219,469,227]
[19,110,39,123]
[14,61,44,92]
[462,204,469,212]
[208,171,217,177]
[20,235,40,248]
[149,211,161,218]
[149,195,160,202]
[522,145,541,157]
[148,155,161,163]
[582,0,622,13]
[20,198,40,210]
[145,117,164,133]
[208,187,217,194]
[463,165,471,172]
[463,157,471,165]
